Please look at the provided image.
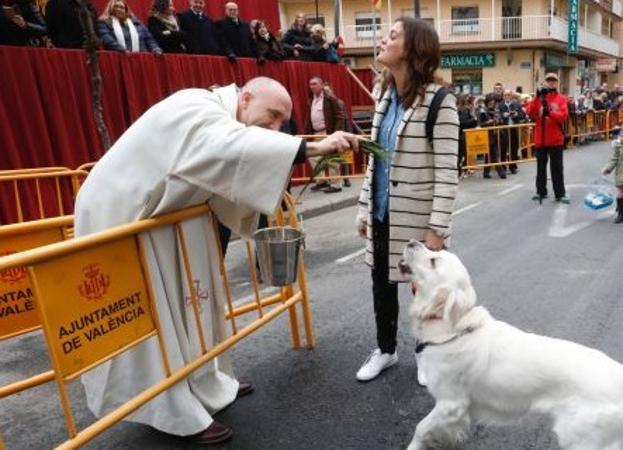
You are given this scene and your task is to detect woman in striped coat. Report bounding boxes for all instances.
[355,17,459,382]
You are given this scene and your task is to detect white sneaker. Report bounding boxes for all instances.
[356,348,398,381]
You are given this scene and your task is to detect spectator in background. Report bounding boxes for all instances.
[96,0,162,53]
[148,0,186,53]
[252,19,285,62]
[280,12,311,60]
[526,72,569,203]
[304,76,346,193]
[45,0,96,48]
[491,81,504,103]
[457,94,477,175]
[0,0,47,47]
[498,89,524,174]
[479,96,506,179]
[300,23,329,62]
[215,2,256,61]
[177,0,219,55]
[593,92,606,111]
[325,82,352,187]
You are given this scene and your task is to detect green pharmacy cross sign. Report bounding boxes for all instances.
[568,0,579,54]
[441,53,496,69]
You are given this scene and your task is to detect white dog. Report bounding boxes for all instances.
[398,240,623,450]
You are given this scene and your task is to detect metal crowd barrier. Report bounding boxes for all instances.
[0,194,312,449]
[0,216,74,399]
[0,170,88,224]
[463,123,535,170]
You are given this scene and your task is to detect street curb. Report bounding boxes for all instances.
[297,196,359,220]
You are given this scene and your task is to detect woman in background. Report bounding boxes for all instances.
[253,20,285,61]
[147,0,186,53]
[96,0,161,53]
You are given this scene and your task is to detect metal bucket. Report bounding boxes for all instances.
[253,226,304,286]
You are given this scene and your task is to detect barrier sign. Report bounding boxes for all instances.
[465,129,490,165]
[342,150,354,165]
[0,228,64,340]
[31,237,155,378]
[587,112,595,128]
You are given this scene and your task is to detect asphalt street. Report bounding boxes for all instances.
[2,140,623,450]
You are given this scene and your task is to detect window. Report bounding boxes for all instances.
[452,68,483,95]
[601,17,612,37]
[451,6,479,33]
[306,15,325,27]
[355,12,382,40]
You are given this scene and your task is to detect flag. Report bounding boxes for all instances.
[372,0,382,11]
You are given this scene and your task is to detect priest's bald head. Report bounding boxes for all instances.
[237,77,292,131]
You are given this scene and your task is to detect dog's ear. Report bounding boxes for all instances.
[417,286,449,319]
[442,286,476,325]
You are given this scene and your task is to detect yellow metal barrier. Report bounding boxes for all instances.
[0,216,73,400]
[0,167,71,176]
[75,162,96,172]
[464,123,535,170]
[0,170,88,224]
[0,195,313,449]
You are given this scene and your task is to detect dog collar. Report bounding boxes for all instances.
[415,326,475,354]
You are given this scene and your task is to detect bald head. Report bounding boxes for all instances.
[237,77,292,130]
[225,2,238,18]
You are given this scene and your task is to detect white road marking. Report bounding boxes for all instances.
[497,184,523,196]
[548,205,611,238]
[335,248,366,264]
[452,202,482,216]
[335,201,484,264]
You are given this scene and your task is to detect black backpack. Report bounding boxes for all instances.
[425,87,452,145]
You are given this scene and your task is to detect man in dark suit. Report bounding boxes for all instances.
[497,90,525,174]
[214,2,256,60]
[177,0,220,55]
[45,0,96,49]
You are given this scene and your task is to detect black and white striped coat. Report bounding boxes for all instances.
[356,83,459,282]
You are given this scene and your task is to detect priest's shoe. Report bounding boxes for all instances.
[189,420,233,445]
[236,382,254,399]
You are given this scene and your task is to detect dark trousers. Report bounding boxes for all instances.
[218,221,231,257]
[483,132,505,176]
[500,128,519,171]
[535,146,566,198]
[371,217,399,354]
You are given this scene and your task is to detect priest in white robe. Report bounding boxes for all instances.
[74,77,358,445]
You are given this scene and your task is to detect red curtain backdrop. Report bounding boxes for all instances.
[90,0,281,34]
[0,46,365,223]
[350,68,375,106]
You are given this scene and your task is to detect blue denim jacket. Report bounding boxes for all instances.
[372,89,404,222]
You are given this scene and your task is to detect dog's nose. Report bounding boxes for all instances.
[398,259,412,275]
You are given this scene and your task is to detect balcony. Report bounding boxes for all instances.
[341,15,619,57]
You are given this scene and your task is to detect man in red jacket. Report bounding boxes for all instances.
[526,73,570,203]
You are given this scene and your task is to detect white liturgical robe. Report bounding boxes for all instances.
[74,85,302,435]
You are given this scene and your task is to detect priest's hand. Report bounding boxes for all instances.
[305,131,359,157]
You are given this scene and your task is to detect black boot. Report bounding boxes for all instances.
[615,198,623,224]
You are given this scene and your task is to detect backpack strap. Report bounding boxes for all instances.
[426,87,451,145]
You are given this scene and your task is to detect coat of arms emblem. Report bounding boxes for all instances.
[0,251,27,284]
[78,264,111,300]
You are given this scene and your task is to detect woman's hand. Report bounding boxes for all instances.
[356,214,367,239]
[424,230,445,251]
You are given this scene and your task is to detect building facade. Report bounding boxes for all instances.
[278,0,623,96]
